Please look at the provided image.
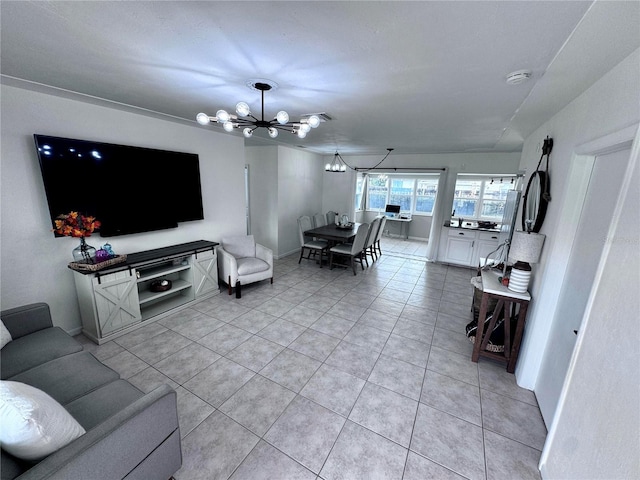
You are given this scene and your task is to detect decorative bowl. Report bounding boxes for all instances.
[150,279,172,292]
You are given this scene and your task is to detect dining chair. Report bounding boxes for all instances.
[298,215,329,267]
[313,213,327,228]
[374,216,387,257]
[329,223,369,275]
[363,217,381,265]
[325,211,337,225]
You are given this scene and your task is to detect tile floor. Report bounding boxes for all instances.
[77,239,546,480]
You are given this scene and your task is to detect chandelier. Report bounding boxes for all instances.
[325,152,348,172]
[325,148,394,173]
[196,81,320,139]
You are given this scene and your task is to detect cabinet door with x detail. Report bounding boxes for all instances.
[92,270,141,336]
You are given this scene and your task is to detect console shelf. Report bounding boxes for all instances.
[72,240,219,344]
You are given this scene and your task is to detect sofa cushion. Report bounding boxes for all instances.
[1,327,82,380]
[9,352,119,405]
[65,380,144,431]
[222,235,256,259]
[236,257,270,276]
[0,321,11,349]
[0,381,86,461]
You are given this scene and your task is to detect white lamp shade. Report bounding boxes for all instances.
[223,121,234,132]
[242,128,253,138]
[196,113,210,125]
[276,111,289,125]
[308,115,320,128]
[509,231,545,264]
[236,102,250,117]
[268,127,278,138]
[216,110,230,123]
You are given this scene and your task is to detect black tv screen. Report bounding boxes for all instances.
[34,134,204,237]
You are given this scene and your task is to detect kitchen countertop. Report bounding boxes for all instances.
[444,222,501,233]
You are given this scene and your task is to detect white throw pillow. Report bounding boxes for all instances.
[0,381,86,461]
[1,320,12,349]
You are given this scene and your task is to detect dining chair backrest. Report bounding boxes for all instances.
[313,213,327,228]
[349,223,370,254]
[375,216,387,242]
[298,215,313,245]
[326,211,337,225]
[366,217,381,250]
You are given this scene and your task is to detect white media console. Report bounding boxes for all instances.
[72,240,219,344]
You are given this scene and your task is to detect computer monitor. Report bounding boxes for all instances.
[385,204,401,214]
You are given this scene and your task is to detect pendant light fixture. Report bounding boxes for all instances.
[325,148,394,173]
[196,80,321,139]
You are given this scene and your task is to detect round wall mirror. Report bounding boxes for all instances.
[521,170,549,233]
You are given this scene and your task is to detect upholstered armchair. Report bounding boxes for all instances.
[217,235,273,298]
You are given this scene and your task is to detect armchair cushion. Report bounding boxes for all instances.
[237,257,270,276]
[222,235,256,259]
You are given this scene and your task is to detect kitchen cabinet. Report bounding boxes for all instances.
[439,228,499,267]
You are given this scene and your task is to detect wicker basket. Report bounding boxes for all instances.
[68,254,127,272]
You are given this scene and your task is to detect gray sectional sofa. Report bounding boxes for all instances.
[0,303,182,480]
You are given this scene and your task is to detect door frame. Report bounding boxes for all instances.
[538,122,639,473]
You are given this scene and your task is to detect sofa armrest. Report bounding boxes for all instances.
[255,243,273,266]
[1,303,53,340]
[17,385,181,480]
[217,246,239,285]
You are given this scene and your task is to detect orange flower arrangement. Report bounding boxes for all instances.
[53,211,101,238]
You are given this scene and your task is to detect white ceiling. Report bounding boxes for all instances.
[1,1,639,155]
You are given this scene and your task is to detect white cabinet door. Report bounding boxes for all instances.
[444,236,475,265]
[474,234,500,266]
[92,270,141,336]
[193,250,218,297]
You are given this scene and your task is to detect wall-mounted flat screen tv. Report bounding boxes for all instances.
[34,134,204,237]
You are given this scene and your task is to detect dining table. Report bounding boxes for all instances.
[303,222,363,244]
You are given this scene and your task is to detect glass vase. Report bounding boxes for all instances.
[72,237,96,264]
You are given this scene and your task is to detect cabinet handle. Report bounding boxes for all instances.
[472,241,475,247]
[459,232,465,235]
[492,236,497,239]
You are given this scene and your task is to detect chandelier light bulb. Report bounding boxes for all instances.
[308,115,320,128]
[236,102,251,117]
[300,123,311,134]
[276,111,289,125]
[216,110,230,123]
[297,130,307,139]
[243,128,253,138]
[268,127,278,138]
[223,121,234,132]
[325,163,331,171]
[340,164,347,172]
[196,113,211,125]
[332,164,339,172]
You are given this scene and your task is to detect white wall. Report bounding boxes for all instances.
[516,48,640,391]
[246,146,278,252]
[277,146,324,258]
[1,84,246,333]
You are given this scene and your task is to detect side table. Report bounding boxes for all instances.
[471,269,531,373]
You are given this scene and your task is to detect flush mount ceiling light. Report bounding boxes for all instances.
[505,70,533,85]
[196,80,321,139]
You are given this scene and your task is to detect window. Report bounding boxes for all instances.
[364,174,439,215]
[453,175,515,219]
[367,176,388,211]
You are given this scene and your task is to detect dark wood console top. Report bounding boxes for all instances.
[72,240,219,275]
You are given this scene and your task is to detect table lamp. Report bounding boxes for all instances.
[508,231,546,293]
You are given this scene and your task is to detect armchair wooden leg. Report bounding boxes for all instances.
[228,276,232,295]
[235,280,241,299]
[270,277,273,284]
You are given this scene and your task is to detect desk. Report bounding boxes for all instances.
[471,269,530,373]
[304,223,363,243]
[385,216,412,240]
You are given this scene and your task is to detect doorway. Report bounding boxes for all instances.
[535,144,631,424]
